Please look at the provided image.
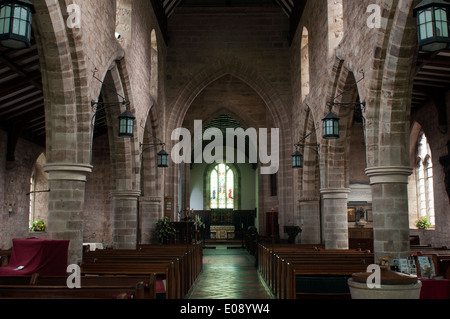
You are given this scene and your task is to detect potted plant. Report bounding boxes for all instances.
[155,217,176,244]
[194,215,205,230]
[30,220,46,232]
[415,216,431,230]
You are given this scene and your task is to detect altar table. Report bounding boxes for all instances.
[210,226,235,240]
[0,238,69,276]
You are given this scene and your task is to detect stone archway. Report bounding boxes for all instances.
[319,59,364,249]
[364,0,418,260]
[31,0,92,264]
[139,105,165,244]
[166,58,292,236]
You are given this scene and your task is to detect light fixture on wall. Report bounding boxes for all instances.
[90,69,136,164]
[91,69,136,139]
[292,148,303,169]
[414,0,450,52]
[91,100,136,138]
[323,72,366,140]
[140,140,169,168]
[292,132,320,169]
[0,0,35,49]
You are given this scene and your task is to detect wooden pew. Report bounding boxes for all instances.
[258,243,373,299]
[81,244,202,299]
[81,259,177,299]
[84,243,202,294]
[0,274,156,299]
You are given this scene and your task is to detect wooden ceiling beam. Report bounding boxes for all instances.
[0,91,43,111]
[0,52,42,91]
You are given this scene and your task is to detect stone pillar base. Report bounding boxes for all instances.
[139,196,163,244]
[44,163,93,265]
[111,190,141,249]
[298,197,321,244]
[320,188,351,250]
[366,166,413,261]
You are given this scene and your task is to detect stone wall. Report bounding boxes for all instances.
[0,131,45,249]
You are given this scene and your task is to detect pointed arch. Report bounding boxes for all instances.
[321,59,364,190]
[166,57,293,226]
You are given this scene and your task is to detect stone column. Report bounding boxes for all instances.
[111,190,141,249]
[298,196,321,244]
[139,196,163,244]
[320,188,351,249]
[366,166,413,261]
[44,163,93,265]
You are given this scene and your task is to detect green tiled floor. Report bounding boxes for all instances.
[187,248,273,299]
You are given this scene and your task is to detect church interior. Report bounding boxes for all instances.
[0,0,449,301]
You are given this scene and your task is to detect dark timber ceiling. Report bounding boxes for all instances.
[152,0,306,44]
[413,49,450,131]
[0,34,44,162]
[162,0,296,18]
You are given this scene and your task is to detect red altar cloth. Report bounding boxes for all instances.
[0,238,69,276]
[420,279,450,299]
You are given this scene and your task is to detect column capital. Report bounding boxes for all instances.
[320,188,351,199]
[110,189,142,200]
[298,196,321,203]
[44,163,93,182]
[139,196,163,203]
[365,166,413,185]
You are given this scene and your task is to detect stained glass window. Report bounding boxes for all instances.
[210,164,234,209]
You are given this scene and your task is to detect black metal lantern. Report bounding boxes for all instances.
[0,0,35,49]
[118,109,135,138]
[414,0,450,52]
[322,111,340,139]
[292,149,303,169]
[157,148,169,168]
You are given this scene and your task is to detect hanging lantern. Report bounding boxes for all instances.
[292,149,303,169]
[158,148,169,168]
[414,0,450,52]
[322,111,340,140]
[0,0,35,49]
[118,109,135,138]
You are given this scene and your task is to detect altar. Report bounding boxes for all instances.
[210,225,235,240]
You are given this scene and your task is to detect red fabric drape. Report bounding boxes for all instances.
[0,238,69,276]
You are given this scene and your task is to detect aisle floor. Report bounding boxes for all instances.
[187,248,273,299]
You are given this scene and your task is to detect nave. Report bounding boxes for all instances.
[188,248,272,300]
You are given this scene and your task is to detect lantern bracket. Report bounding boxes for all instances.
[90,68,132,120]
[294,131,320,151]
[326,70,366,113]
[140,137,169,169]
[89,68,135,163]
